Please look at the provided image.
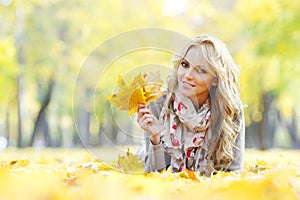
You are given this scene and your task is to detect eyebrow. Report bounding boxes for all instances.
[181,58,206,69]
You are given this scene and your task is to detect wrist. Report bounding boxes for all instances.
[150,134,161,145]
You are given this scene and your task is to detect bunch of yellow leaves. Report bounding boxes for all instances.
[108,71,165,115]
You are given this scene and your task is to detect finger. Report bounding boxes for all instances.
[139,117,153,130]
[138,113,153,126]
[138,104,146,110]
[139,108,151,115]
[137,105,147,117]
[141,113,153,121]
[137,107,151,121]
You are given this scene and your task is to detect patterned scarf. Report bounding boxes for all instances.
[160,88,211,172]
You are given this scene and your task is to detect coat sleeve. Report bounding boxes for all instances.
[227,109,245,172]
[144,141,168,172]
[142,96,171,172]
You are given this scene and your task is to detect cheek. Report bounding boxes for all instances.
[195,76,212,87]
[177,68,184,79]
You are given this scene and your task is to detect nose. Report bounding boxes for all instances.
[184,67,194,79]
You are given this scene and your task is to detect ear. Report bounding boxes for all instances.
[212,77,218,86]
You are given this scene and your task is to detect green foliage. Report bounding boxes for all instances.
[0,0,299,143]
[236,0,300,120]
[0,37,17,105]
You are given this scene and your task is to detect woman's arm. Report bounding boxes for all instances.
[138,97,171,172]
[144,140,168,172]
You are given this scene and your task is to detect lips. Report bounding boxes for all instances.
[182,80,195,88]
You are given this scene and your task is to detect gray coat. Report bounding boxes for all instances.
[140,96,245,173]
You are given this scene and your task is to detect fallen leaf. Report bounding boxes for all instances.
[185,169,200,182]
[116,148,144,173]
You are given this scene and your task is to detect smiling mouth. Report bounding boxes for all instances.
[182,80,195,88]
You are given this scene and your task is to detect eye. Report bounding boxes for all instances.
[180,60,189,68]
[197,68,207,73]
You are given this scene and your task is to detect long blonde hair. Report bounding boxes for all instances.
[165,34,243,171]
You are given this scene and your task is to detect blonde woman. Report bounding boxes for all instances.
[137,34,245,175]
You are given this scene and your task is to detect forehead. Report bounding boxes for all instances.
[184,46,206,66]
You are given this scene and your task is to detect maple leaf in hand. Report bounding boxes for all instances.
[143,71,165,103]
[108,72,165,115]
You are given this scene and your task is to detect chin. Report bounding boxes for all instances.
[178,87,194,98]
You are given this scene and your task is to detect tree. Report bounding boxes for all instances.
[235,0,300,148]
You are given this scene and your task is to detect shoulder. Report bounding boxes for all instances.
[233,105,245,131]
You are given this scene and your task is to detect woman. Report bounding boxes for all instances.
[137,34,245,175]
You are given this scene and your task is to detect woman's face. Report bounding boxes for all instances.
[177,46,217,106]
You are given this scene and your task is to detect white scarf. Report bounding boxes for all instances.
[160,89,211,172]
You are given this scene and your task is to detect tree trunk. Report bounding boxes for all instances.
[76,88,91,147]
[5,104,10,145]
[98,102,119,146]
[258,91,277,149]
[15,6,25,147]
[285,109,300,149]
[30,80,54,147]
[16,76,24,147]
[55,114,63,147]
[245,122,260,148]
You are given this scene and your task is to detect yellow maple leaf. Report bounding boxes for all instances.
[115,148,144,173]
[128,87,147,115]
[108,72,165,115]
[144,71,164,102]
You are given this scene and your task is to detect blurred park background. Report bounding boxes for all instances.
[0,0,299,152]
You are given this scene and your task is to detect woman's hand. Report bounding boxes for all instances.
[137,104,162,145]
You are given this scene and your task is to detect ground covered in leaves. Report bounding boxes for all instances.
[0,148,299,200]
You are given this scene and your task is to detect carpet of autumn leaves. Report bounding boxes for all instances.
[0,147,299,200]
